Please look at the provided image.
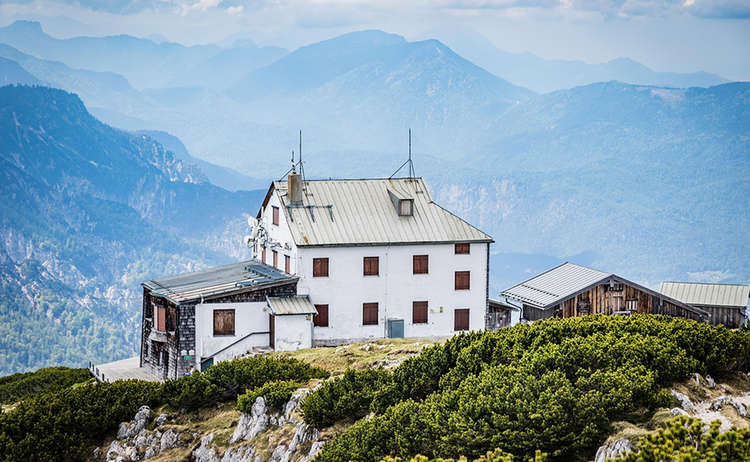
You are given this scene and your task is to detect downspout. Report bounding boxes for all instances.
[485,243,490,330]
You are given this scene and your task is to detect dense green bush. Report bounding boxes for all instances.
[613,416,750,461]
[312,315,750,462]
[381,449,548,462]
[0,355,328,461]
[301,368,391,428]
[0,366,91,404]
[237,380,301,412]
[0,380,160,461]
[159,355,329,410]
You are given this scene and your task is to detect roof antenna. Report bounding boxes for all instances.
[389,128,416,179]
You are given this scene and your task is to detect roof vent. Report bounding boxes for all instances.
[388,188,413,217]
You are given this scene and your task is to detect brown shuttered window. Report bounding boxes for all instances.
[213,309,235,336]
[455,271,470,290]
[262,247,266,264]
[455,243,470,254]
[454,308,470,331]
[273,250,278,268]
[363,302,379,325]
[413,255,429,274]
[313,258,329,277]
[272,206,279,225]
[156,305,166,331]
[285,255,291,274]
[413,301,428,324]
[363,257,379,276]
[314,304,329,327]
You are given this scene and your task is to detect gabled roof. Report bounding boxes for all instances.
[261,177,492,247]
[659,282,750,308]
[501,262,612,309]
[266,295,318,315]
[142,260,296,305]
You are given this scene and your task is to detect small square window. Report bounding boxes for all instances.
[412,301,428,324]
[413,255,428,274]
[455,243,470,254]
[363,302,379,325]
[455,271,470,290]
[313,258,329,277]
[399,199,413,216]
[363,257,379,276]
[213,309,235,336]
[314,304,329,327]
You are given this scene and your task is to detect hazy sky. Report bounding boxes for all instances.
[1,0,749,80]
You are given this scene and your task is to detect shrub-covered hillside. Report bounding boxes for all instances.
[303,315,750,461]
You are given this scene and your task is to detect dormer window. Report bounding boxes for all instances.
[399,199,413,216]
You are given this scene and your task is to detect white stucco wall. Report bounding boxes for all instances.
[195,302,270,366]
[274,314,313,351]
[258,192,298,274]
[299,242,489,344]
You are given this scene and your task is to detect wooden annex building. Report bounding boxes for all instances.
[501,263,709,322]
[659,282,750,329]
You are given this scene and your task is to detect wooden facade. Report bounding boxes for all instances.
[692,304,745,329]
[521,277,708,323]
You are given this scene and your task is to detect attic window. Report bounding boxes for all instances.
[399,199,414,216]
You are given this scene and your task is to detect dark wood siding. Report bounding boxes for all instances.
[412,301,428,324]
[314,304,329,327]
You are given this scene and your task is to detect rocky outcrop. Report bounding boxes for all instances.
[594,438,633,462]
[117,406,151,440]
[101,407,185,461]
[230,397,270,443]
[710,396,748,417]
[671,390,695,413]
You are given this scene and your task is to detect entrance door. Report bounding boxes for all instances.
[387,319,404,338]
[269,314,275,350]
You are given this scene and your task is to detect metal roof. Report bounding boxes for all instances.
[501,262,613,309]
[488,297,521,311]
[142,260,296,305]
[268,178,492,247]
[659,282,750,308]
[266,295,318,315]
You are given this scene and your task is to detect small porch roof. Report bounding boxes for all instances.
[266,295,318,315]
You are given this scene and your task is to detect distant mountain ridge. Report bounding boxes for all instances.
[0,85,264,374]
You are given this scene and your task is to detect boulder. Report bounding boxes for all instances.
[271,444,287,461]
[93,447,102,460]
[117,405,151,441]
[706,376,716,389]
[156,414,168,427]
[160,428,179,452]
[230,397,269,443]
[192,434,220,462]
[594,438,633,462]
[221,446,256,462]
[713,396,748,417]
[670,407,689,416]
[143,447,156,460]
[106,440,124,461]
[300,441,325,462]
[671,390,695,413]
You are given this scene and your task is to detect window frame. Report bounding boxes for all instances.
[313,257,329,277]
[213,309,236,336]
[285,255,291,274]
[412,301,428,324]
[363,256,379,276]
[362,302,379,325]
[413,255,429,274]
[455,271,470,290]
[313,304,329,327]
[272,206,279,226]
[454,243,470,254]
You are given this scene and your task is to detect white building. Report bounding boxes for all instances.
[138,173,493,378]
[253,173,493,346]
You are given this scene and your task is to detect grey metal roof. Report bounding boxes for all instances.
[268,178,492,247]
[501,262,613,309]
[659,282,750,308]
[488,297,521,311]
[143,260,296,305]
[266,295,318,315]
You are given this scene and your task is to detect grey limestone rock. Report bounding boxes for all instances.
[160,428,179,452]
[671,390,695,413]
[594,438,633,462]
[192,434,220,462]
[156,413,168,426]
[230,397,269,443]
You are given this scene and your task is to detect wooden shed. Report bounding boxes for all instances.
[501,262,709,322]
[659,282,749,329]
